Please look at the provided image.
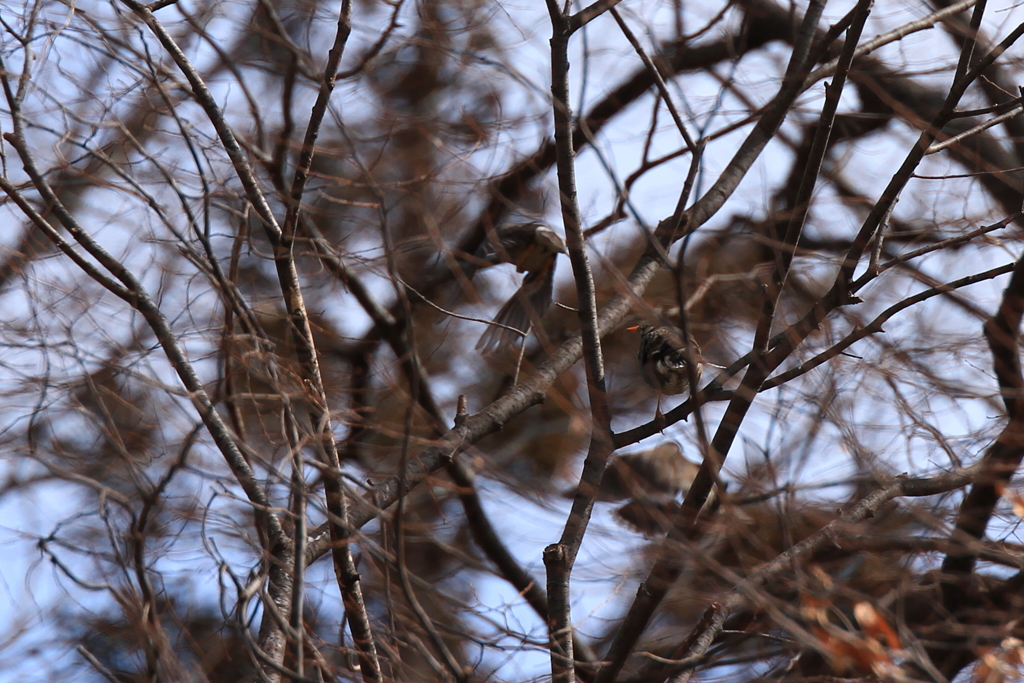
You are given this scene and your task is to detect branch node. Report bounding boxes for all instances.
[454,394,469,427]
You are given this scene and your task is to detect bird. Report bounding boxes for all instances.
[628,324,703,419]
[473,222,567,352]
[593,441,712,535]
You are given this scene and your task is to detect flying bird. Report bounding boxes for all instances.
[474,222,567,352]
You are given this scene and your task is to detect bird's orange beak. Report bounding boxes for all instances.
[626,325,640,332]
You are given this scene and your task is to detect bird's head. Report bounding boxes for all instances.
[534,226,567,255]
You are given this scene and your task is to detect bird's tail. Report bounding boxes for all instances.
[476,262,555,353]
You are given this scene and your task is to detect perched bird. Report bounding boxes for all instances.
[474,223,567,352]
[594,441,712,535]
[628,324,703,418]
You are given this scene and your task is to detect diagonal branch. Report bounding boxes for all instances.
[594,2,839,677]
[568,0,623,32]
[117,1,381,680]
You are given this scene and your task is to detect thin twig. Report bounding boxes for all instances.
[803,0,982,89]
[926,101,1024,154]
[654,470,982,683]
[610,8,696,151]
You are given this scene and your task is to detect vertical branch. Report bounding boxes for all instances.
[311,215,602,678]
[447,460,600,677]
[270,3,383,681]
[924,252,1024,677]
[285,412,307,682]
[774,0,874,287]
[544,2,615,681]
[942,252,1024,578]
